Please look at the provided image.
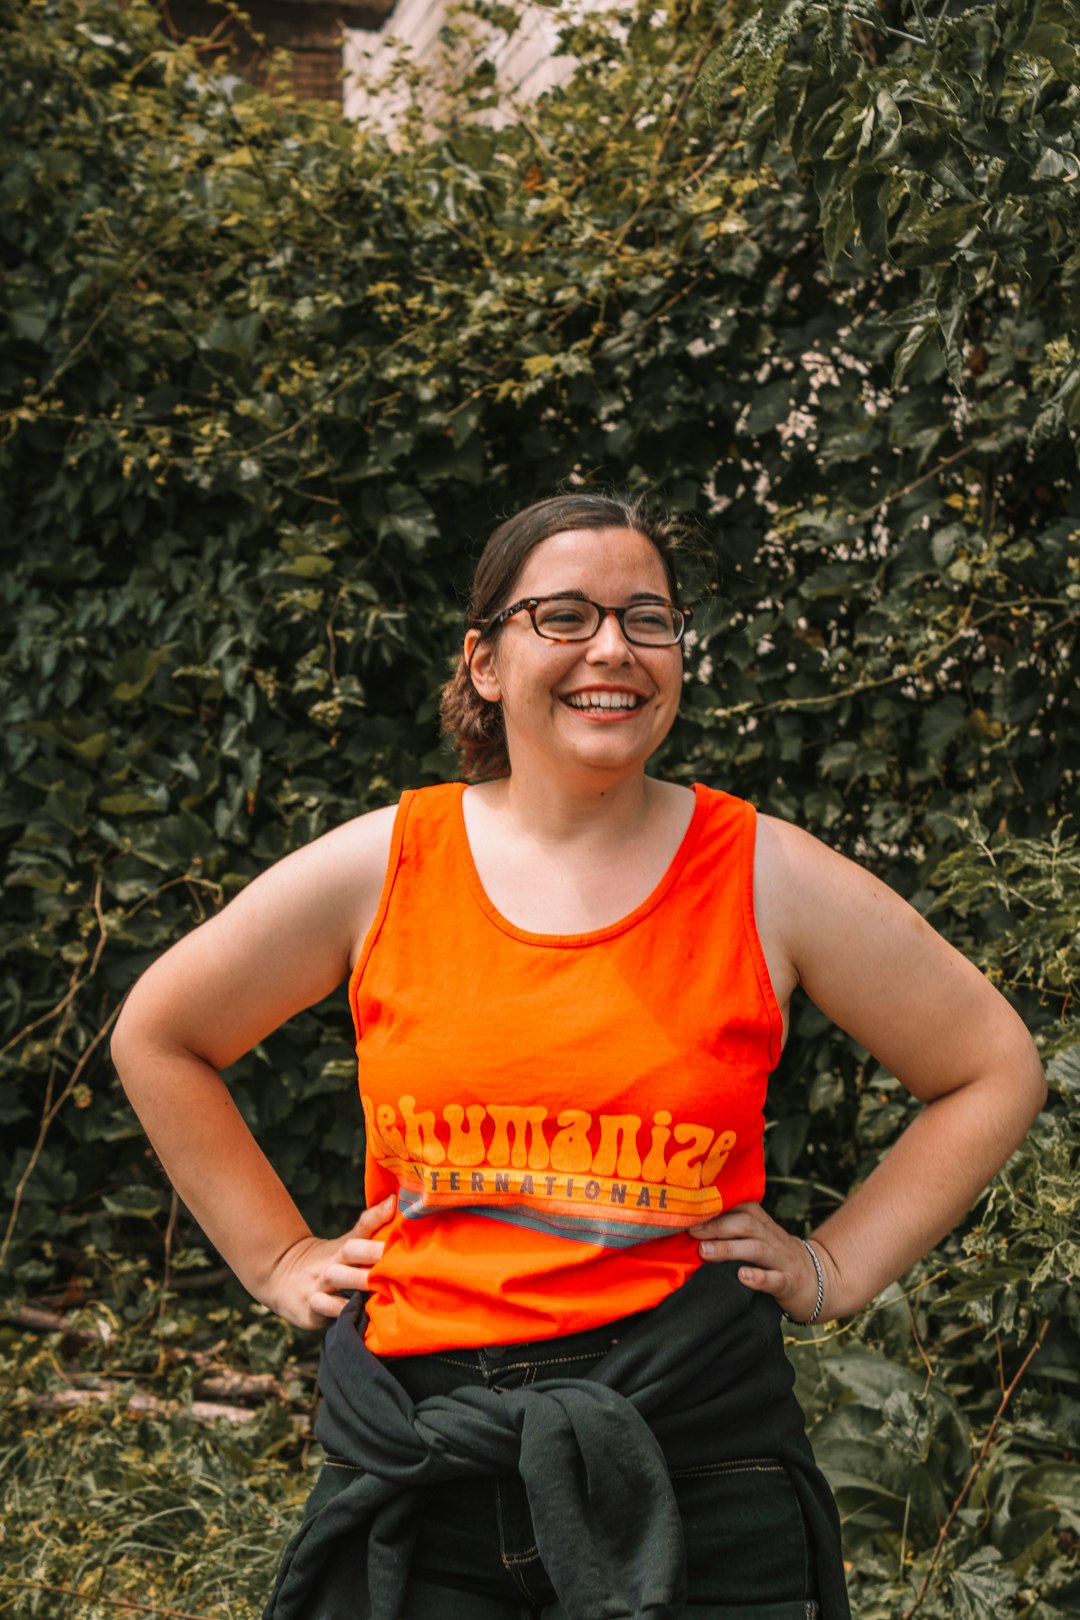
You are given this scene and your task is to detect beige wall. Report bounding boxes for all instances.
[344,0,599,129]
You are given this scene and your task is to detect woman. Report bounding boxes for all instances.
[111,492,1045,1620]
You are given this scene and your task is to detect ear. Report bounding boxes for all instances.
[465,630,502,703]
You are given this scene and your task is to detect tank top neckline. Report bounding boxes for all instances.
[453,779,711,948]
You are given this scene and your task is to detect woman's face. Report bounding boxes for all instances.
[466,526,683,781]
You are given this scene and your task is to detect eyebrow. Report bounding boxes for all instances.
[546,589,670,603]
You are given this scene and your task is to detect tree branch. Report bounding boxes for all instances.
[0,1580,216,1619]
[903,1320,1049,1617]
[28,1383,303,1428]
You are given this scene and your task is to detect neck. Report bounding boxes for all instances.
[485,759,658,848]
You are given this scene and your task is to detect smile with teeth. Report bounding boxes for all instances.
[563,692,644,711]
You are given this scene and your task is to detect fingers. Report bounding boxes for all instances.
[323,1255,378,1290]
[340,1236,386,1266]
[304,1257,377,1322]
[732,1264,786,1293]
[350,1194,395,1237]
[687,1202,821,1320]
[313,1197,396,1303]
[317,1230,386,1297]
[275,1198,397,1328]
[309,1289,350,1321]
[687,1201,777,1256]
[335,1198,394,1278]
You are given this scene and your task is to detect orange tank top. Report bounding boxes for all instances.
[349,782,782,1356]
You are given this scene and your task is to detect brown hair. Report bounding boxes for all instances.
[439,491,686,780]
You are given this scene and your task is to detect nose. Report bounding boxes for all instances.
[585,610,635,663]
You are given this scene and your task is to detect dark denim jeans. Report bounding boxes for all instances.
[307,1311,820,1620]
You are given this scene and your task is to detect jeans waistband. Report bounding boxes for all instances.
[388,1304,656,1373]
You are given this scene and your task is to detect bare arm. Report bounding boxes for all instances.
[110,806,396,1328]
[691,815,1046,1322]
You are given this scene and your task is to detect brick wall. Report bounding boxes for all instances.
[163,0,395,105]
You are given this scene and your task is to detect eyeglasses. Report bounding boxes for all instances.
[480,595,692,647]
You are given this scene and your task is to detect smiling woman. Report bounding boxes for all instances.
[462,523,685,799]
[440,494,686,769]
[111,490,1046,1620]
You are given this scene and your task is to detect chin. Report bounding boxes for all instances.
[567,738,657,772]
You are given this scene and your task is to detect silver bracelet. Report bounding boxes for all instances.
[782,1239,825,1326]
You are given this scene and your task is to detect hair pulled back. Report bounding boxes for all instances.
[439,491,685,781]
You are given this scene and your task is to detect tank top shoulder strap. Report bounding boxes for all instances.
[679,786,780,1067]
[677,784,753,899]
[348,783,467,1019]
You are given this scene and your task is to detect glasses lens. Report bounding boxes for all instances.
[533,599,600,640]
[623,605,683,644]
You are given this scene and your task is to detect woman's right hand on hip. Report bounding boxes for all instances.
[266,1194,395,1329]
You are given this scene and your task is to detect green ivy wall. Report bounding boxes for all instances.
[2,2,1079,1612]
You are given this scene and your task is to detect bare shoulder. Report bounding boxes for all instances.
[751,814,839,1002]
[755,813,940,971]
[753,812,1039,1102]
[216,801,397,953]
[114,802,398,1070]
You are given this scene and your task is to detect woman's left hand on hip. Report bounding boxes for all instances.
[688,1201,827,1324]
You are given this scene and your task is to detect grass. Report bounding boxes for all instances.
[0,1259,317,1620]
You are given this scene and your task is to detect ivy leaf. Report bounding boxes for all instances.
[950,1548,1020,1619]
[276,555,336,578]
[377,485,439,554]
[102,1187,165,1220]
[111,648,168,702]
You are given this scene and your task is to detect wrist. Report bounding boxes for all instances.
[807,1234,843,1323]
[782,1238,826,1326]
[248,1227,317,1315]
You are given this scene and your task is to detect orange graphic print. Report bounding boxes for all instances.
[362,1093,737,1245]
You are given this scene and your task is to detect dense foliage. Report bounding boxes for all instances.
[2,0,1079,1614]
